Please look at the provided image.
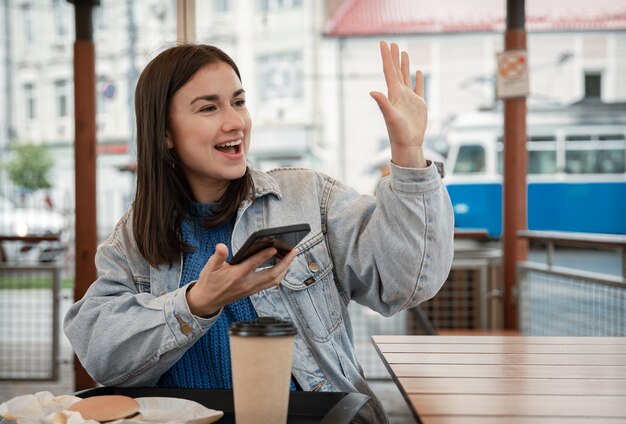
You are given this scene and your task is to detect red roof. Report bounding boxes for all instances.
[325,0,626,36]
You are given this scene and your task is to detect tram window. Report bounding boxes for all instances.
[565,135,592,141]
[598,134,626,141]
[529,136,556,142]
[454,145,485,174]
[497,150,557,174]
[566,149,625,174]
[529,151,557,174]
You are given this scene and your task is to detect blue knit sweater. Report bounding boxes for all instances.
[157,204,296,390]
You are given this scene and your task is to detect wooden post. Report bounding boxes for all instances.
[176,0,196,42]
[68,0,98,390]
[502,0,528,330]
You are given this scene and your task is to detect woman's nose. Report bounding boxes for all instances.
[222,106,245,132]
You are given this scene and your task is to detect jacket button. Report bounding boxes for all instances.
[175,313,192,336]
[307,255,320,273]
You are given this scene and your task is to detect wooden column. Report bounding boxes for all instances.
[502,0,528,330]
[68,0,98,390]
[176,0,196,42]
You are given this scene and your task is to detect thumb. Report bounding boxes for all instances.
[370,91,392,117]
[206,243,229,270]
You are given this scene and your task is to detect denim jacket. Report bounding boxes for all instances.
[64,162,454,423]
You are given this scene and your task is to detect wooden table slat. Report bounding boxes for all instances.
[398,377,626,396]
[383,352,626,366]
[408,394,626,418]
[376,343,626,355]
[372,335,626,345]
[421,416,626,424]
[390,363,626,379]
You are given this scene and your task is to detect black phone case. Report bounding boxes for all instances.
[230,224,311,266]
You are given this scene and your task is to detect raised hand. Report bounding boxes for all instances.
[370,41,428,169]
[186,243,297,317]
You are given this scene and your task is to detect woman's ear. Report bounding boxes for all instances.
[166,131,174,149]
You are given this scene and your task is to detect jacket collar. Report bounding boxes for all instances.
[250,168,282,200]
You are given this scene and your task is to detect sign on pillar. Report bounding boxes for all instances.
[496,50,529,99]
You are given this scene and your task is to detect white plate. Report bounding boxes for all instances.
[134,397,223,424]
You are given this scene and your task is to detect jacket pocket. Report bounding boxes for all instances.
[280,237,342,342]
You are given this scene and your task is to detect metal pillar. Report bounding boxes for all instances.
[502,0,528,330]
[68,0,99,390]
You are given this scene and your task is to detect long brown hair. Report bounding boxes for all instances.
[132,44,254,267]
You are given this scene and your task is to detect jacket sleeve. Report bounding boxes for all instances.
[325,161,454,316]
[63,226,220,387]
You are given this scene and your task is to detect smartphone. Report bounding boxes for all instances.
[230,223,311,267]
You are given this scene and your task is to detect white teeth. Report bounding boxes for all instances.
[216,140,242,148]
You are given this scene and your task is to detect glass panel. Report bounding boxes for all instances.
[453,145,485,174]
[599,134,626,141]
[528,151,557,174]
[529,136,556,142]
[257,51,303,101]
[566,135,592,141]
[566,149,626,174]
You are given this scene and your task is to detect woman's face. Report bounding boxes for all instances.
[167,61,251,203]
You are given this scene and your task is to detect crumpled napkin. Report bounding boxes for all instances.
[0,392,223,424]
[0,392,82,422]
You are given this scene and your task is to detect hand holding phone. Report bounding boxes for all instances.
[230,224,311,267]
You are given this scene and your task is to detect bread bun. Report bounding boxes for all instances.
[68,395,139,422]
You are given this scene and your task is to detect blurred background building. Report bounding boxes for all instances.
[1,0,624,241]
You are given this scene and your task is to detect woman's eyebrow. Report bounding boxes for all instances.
[190,94,219,105]
[190,89,245,106]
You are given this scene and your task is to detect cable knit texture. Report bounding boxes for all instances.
[158,203,257,389]
[158,203,296,391]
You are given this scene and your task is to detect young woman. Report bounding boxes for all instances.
[64,42,454,423]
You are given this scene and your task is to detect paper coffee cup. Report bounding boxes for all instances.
[230,317,297,424]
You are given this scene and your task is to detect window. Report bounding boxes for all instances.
[528,135,556,174]
[53,0,69,39]
[565,134,626,174]
[259,0,302,11]
[213,0,230,13]
[454,145,485,174]
[24,83,36,120]
[257,51,303,101]
[497,136,557,175]
[528,151,557,174]
[584,72,601,98]
[94,5,107,30]
[21,3,34,44]
[54,80,67,118]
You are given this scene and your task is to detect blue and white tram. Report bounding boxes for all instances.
[444,100,626,237]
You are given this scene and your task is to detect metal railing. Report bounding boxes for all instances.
[517,230,626,336]
[0,261,62,381]
[353,233,503,379]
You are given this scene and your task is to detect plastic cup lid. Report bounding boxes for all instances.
[229,316,297,337]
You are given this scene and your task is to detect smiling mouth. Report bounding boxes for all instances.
[215,140,242,155]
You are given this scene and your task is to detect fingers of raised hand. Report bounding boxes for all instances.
[381,41,415,92]
[414,70,424,98]
[401,51,411,87]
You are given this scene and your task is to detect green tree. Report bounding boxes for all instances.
[5,144,54,191]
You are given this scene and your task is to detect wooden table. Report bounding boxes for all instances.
[372,335,626,423]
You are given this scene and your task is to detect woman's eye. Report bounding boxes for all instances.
[233,99,246,107]
[199,105,216,113]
